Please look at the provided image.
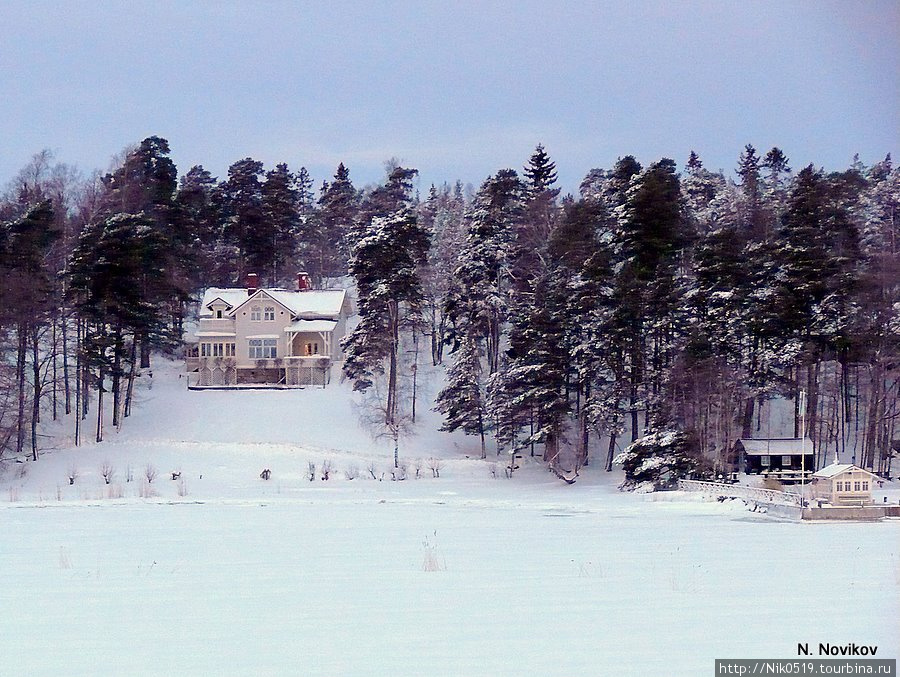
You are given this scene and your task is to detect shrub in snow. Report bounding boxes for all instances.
[391,461,408,481]
[259,468,272,481]
[307,462,316,482]
[144,464,158,484]
[366,461,378,480]
[428,457,442,478]
[615,430,711,492]
[413,458,423,479]
[100,461,115,485]
[320,460,332,481]
[345,464,359,480]
[66,464,79,486]
[422,534,445,572]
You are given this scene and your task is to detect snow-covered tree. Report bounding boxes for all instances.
[342,169,430,468]
[615,429,711,491]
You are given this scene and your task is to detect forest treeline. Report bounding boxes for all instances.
[0,138,897,485]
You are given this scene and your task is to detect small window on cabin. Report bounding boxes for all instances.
[854,481,861,492]
[781,455,792,467]
[264,306,275,321]
[251,306,261,321]
[862,481,869,492]
[835,481,843,491]
[761,455,770,467]
[226,343,235,357]
[216,309,223,319]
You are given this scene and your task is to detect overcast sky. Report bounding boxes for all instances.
[1,0,897,195]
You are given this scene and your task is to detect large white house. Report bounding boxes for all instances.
[185,272,353,387]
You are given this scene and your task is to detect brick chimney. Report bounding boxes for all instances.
[245,272,259,295]
[297,271,311,291]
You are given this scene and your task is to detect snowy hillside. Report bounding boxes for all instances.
[1,360,898,677]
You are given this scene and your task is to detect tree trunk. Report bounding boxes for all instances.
[31,325,42,461]
[15,323,28,457]
[74,320,82,447]
[96,365,104,443]
[111,326,123,429]
[61,313,71,415]
[51,317,58,421]
[124,337,138,419]
[605,428,618,472]
[140,337,151,369]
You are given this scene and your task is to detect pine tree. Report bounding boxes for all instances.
[221,158,265,282]
[434,335,488,458]
[261,163,300,284]
[342,168,430,468]
[313,162,359,282]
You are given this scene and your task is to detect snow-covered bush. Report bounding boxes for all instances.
[144,464,158,484]
[615,430,711,492]
[344,464,359,480]
[66,464,79,486]
[307,462,316,482]
[100,460,115,485]
[320,460,332,481]
[428,457,442,478]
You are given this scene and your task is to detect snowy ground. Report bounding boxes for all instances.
[1,361,898,676]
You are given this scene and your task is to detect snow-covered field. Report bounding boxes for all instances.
[2,361,898,676]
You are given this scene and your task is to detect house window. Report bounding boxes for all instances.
[215,309,223,319]
[249,339,277,359]
[760,455,770,467]
[226,343,235,357]
[304,342,319,356]
[200,343,210,357]
[862,481,869,491]
[264,306,275,321]
[251,306,262,321]
[835,481,843,492]
[854,481,861,492]
[781,455,792,467]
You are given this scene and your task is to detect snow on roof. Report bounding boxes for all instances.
[195,331,237,337]
[284,320,338,333]
[199,288,253,314]
[739,438,814,456]
[199,287,347,318]
[813,463,882,480]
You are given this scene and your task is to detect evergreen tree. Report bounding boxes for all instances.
[261,163,300,284]
[342,168,429,468]
[221,158,265,282]
[313,162,359,282]
[434,335,488,458]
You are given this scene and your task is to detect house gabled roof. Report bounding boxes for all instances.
[203,287,347,319]
[813,463,883,481]
[738,438,814,456]
[199,288,255,316]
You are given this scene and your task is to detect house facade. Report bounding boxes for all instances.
[185,273,353,387]
[810,463,883,506]
[737,438,816,480]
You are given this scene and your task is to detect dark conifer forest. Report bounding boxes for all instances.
[1,138,897,483]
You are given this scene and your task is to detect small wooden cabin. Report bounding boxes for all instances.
[737,438,816,480]
[810,464,883,506]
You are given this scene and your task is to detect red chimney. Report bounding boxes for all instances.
[297,271,311,291]
[246,272,259,295]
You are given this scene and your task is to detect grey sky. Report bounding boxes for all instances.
[1,0,897,194]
